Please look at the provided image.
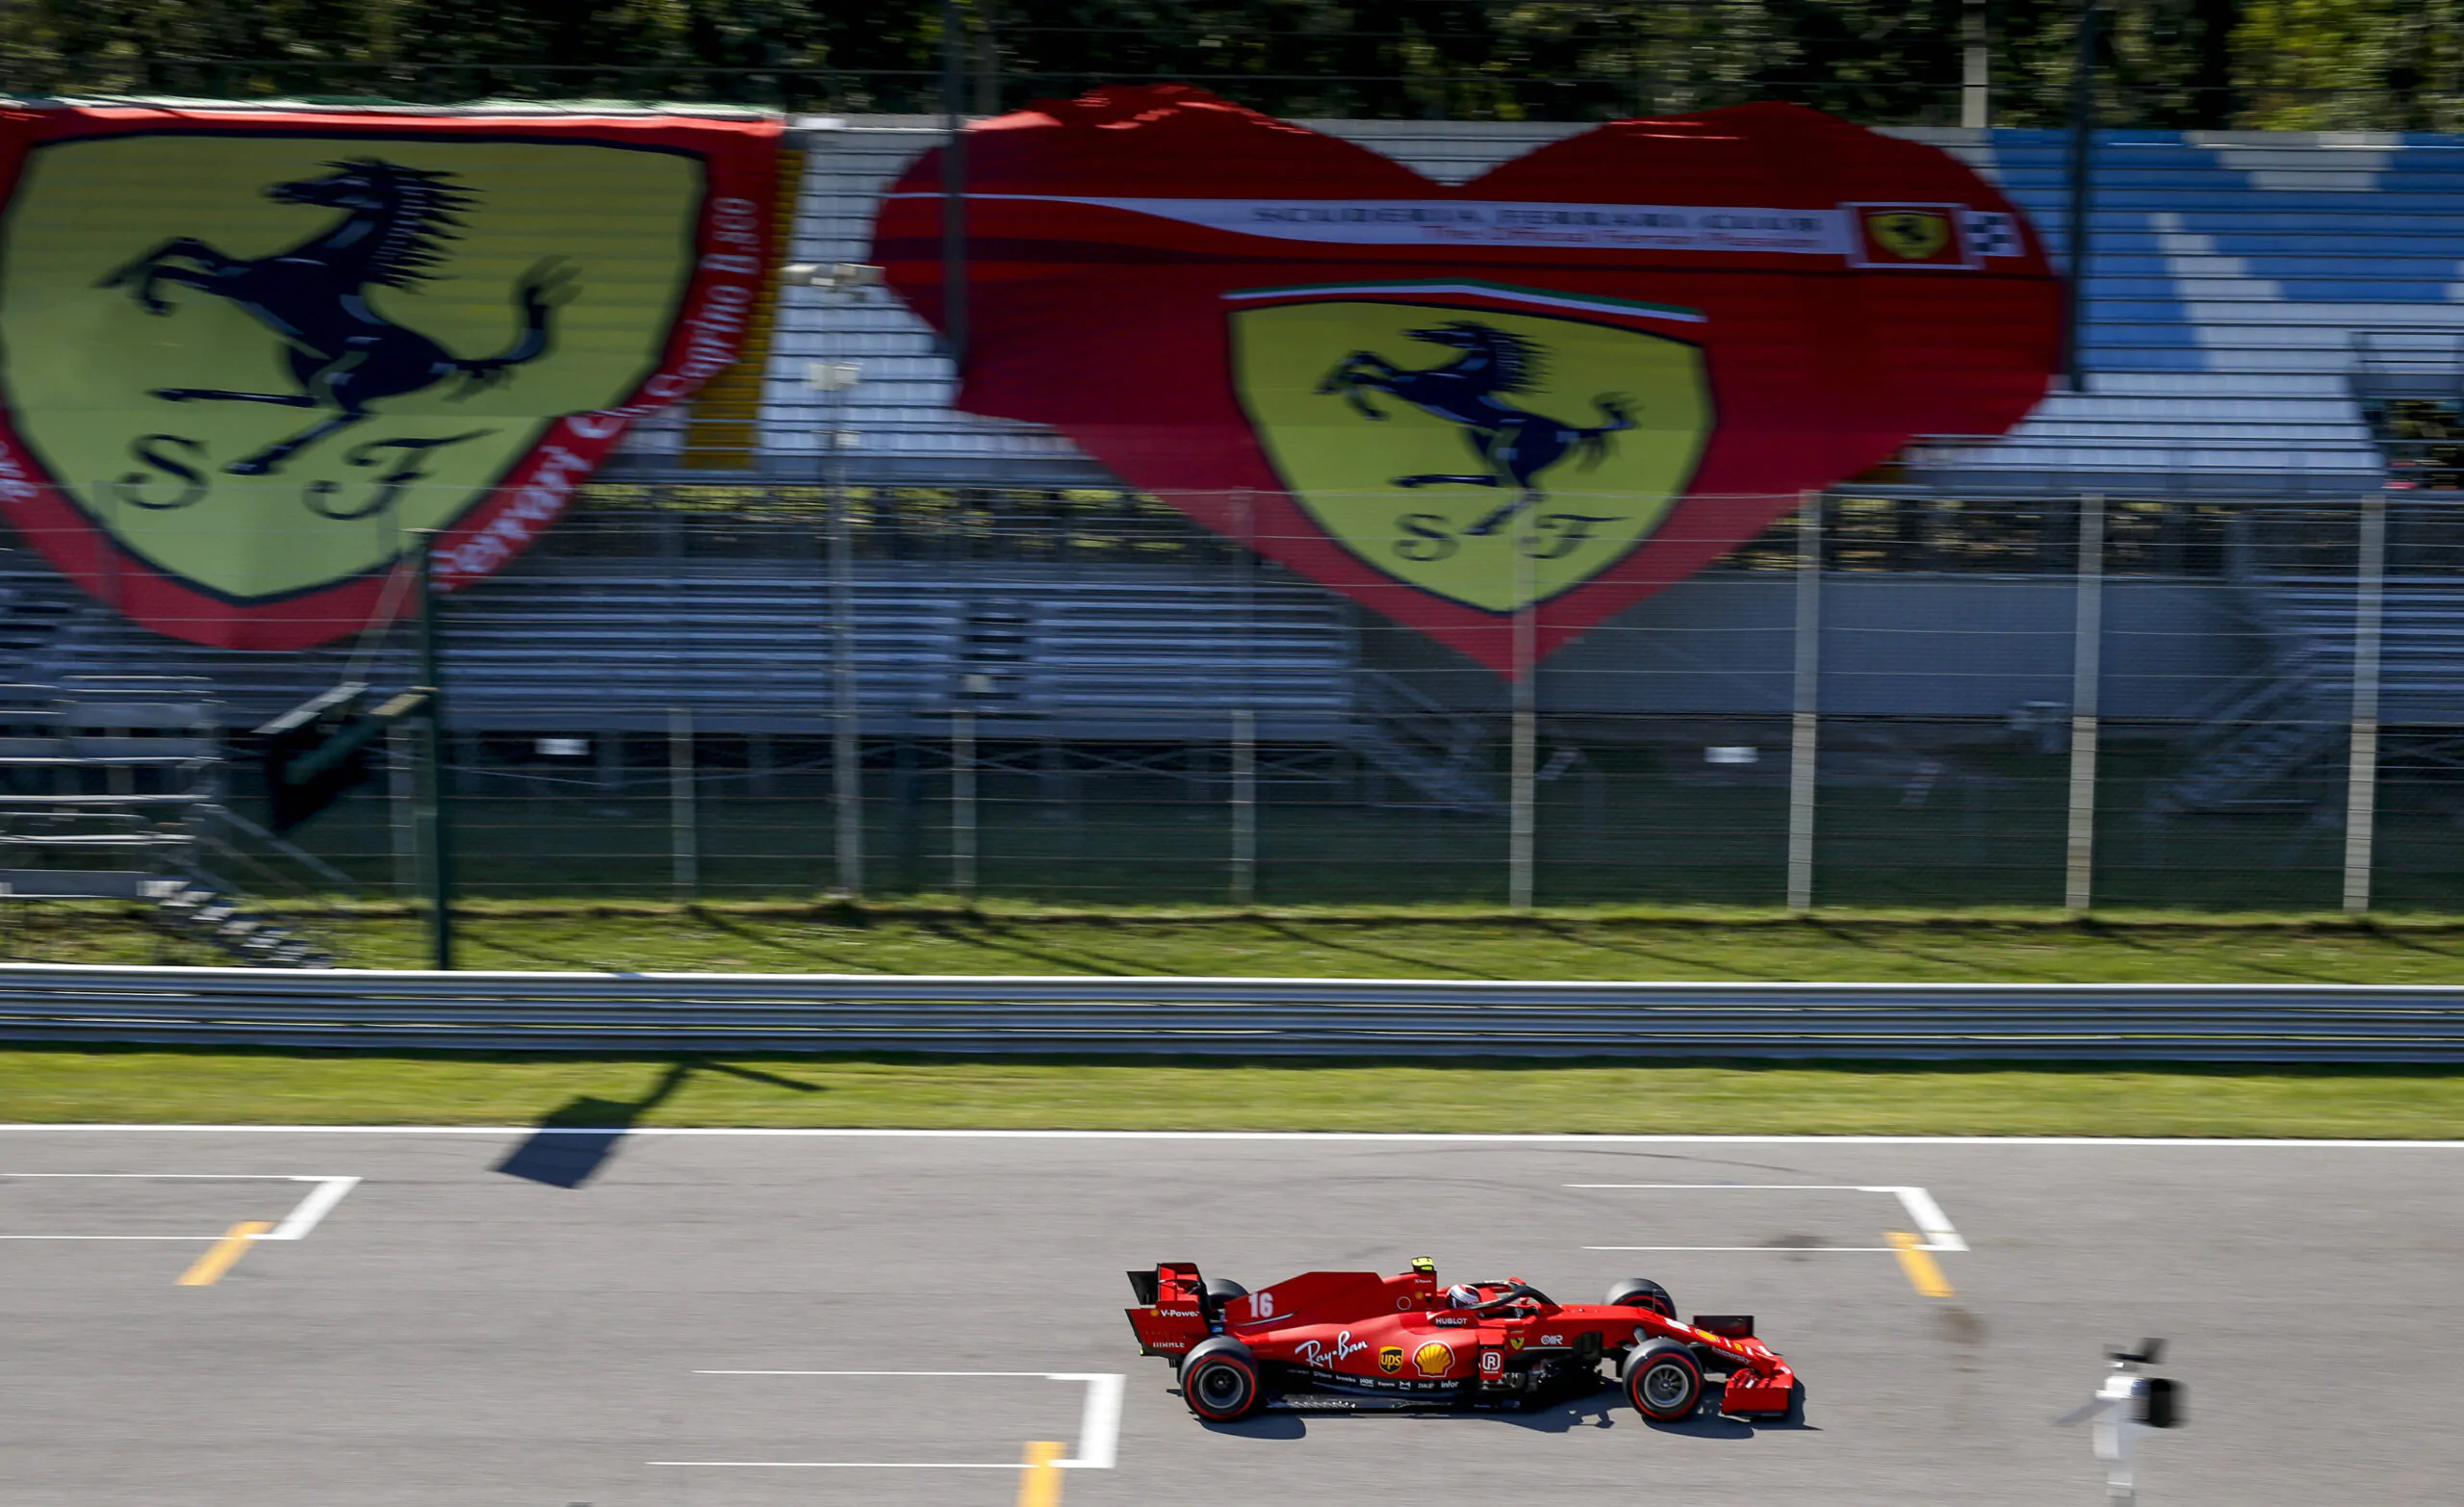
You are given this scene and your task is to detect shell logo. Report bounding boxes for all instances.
[1413,1341,1453,1378]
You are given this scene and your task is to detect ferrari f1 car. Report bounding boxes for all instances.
[1125,1258,1797,1423]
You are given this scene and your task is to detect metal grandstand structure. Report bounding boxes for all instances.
[4,116,2462,918]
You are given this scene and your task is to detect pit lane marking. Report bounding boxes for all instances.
[1019,1440,1066,1507]
[1568,1184,1967,1252]
[177,1221,273,1286]
[0,1174,359,1281]
[655,1370,1122,1472]
[1886,1231,1956,1297]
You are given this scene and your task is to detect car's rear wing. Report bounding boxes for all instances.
[1125,1262,1214,1357]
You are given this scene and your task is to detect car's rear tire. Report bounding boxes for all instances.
[1181,1337,1264,1422]
[1605,1277,1675,1318]
[1202,1278,1248,1303]
[1624,1339,1705,1422]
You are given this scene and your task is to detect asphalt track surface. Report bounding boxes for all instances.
[4,1128,2460,1507]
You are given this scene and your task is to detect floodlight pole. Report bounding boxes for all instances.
[1961,0,1990,128]
[2062,0,2104,393]
[939,0,970,370]
[414,536,454,971]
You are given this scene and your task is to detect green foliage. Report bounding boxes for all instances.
[2234,0,2464,129]
[0,0,2450,135]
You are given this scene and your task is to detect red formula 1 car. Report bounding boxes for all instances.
[1126,1258,1797,1424]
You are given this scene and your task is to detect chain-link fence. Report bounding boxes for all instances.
[4,484,2451,912]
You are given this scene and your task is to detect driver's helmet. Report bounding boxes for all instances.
[1445,1284,1482,1309]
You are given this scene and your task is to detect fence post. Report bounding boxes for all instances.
[2066,494,2105,914]
[413,536,453,970]
[952,704,977,898]
[2343,494,2387,914]
[937,0,970,368]
[830,481,862,896]
[1231,488,1258,906]
[1231,707,1257,906]
[1786,493,1821,913]
[668,704,697,900]
[1509,538,1536,911]
[388,723,418,900]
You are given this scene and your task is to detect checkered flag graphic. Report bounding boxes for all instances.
[1964,211,2021,258]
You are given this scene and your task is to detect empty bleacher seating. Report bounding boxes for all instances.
[0,554,1357,741]
[744,117,2464,496]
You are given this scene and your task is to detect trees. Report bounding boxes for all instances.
[0,0,2448,129]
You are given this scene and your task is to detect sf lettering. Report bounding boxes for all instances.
[113,429,492,517]
[1393,512,1626,563]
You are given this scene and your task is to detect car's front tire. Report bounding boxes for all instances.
[1624,1338,1705,1422]
[1605,1277,1675,1318]
[1181,1336,1264,1421]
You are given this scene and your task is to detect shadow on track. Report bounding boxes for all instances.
[1189,1381,1814,1438]
[492,1058,822,1188]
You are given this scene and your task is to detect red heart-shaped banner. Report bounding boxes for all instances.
[874,87,2058,672]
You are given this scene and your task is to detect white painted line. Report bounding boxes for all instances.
[680,1369,1123,1472]
[1049,1372,1122,1469]
[0,1234,228,1240]
[7,1126,2464,1147]
[1586,1245,1904,1253]
[696,1369,1058,1377]
[259,1177,359,1241]
[1568,1182,1967,1253]
[1873,1184,1967,1252]
[649,1461,1017,1469]
[1571,1183,1886,1188]
[0,1173,358,1241]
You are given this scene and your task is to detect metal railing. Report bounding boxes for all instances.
[4,963,2464,1061]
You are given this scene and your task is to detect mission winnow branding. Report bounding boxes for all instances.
[873,85,2061,672]
[0,103,779,650]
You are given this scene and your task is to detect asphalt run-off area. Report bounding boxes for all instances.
[2,1127,2456,1505]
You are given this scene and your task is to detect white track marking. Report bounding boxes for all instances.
[696,1369,1057,1377]
[1882,1185,1966,1252]
[648,1461,1018,1469]
[1569,1182,1966,1253]
[1585,1245,1907,1253]
[0,1173,357,1240]
[669,1370,1123,1471]
[1048,1372,1122,1469]
[7,1126,2464,1146]
[260,1176,358,1240]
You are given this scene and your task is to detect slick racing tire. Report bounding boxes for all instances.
[1200,1277,1248,1323]
[1181,1337,1264,1422]
[1624,1339,1706,1422]
[1605,1277,1676,1318]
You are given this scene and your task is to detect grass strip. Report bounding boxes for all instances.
[12,900,2464,983]
[2,1048,2461,1138]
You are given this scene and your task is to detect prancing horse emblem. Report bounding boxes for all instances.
[97,157,575,477]
[1315,319,1634,536]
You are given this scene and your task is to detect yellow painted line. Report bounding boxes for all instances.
[1886,1231,1954,1298]
[1016,1440,1066,1507]
[176,1221,272,1287]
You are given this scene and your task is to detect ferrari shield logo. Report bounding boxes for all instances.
[1230,286,1711,614]
[1867,209,1949,260]
[0,131,703,611]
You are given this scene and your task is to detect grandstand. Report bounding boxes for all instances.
[1,111,2457,903]
[767,120,2456,496]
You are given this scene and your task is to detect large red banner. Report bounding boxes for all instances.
[874,86,2060,672]
[0,103,779,650]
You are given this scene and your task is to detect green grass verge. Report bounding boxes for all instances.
[10,902,2463,1137]
[16,898,2464,983]
[2,1048,2460,1137]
